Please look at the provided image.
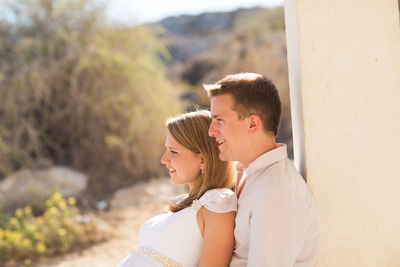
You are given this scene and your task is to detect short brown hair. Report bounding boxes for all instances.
[204,73,281,136]
[166,110,235,212]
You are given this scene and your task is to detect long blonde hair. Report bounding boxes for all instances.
[166,110,235,212]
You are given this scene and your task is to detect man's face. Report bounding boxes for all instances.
[209,94,249,162]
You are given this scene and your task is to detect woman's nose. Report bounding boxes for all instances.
[160,151,168,164]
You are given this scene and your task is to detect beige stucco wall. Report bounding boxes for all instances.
[285,0,400,266]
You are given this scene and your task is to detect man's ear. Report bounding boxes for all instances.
[248,114,261,133]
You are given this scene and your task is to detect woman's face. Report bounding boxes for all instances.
[161,132,203,191]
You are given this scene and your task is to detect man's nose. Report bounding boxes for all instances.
[208,120,218,137]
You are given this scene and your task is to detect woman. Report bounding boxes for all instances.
[117,110,237,267]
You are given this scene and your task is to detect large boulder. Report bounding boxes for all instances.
[0,166,87,211]
[110,177,187,209]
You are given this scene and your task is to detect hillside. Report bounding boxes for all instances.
[153,6,293,157]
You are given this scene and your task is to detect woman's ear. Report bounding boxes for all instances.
[198,154,205,167]
[199,156,205,174]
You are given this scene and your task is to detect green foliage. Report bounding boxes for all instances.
[0,0,183,191]
[0,192,105,264]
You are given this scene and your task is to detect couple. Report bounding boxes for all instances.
[118,73,319,267]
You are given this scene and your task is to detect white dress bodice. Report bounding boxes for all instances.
[117,188,237,267]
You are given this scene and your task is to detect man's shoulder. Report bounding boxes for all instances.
[250,157,292,184]
[248,159,310,199]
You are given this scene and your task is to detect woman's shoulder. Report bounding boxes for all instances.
[197,188,237,213]
[202,188,236,198]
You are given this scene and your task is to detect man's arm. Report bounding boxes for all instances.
[248,186,310,266]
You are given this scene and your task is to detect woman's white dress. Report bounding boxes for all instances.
[117,188,237,267]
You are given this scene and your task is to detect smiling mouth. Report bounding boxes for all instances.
[168,169,176,174]
[217,140,224,147]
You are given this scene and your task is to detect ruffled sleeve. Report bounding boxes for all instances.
[196,188,237,213]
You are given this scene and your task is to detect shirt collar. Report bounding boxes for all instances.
[244,144,287,178]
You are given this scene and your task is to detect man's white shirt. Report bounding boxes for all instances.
[230,145,319,267]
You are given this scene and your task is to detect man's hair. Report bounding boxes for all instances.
[166,110,235,212]
[204,73,282,136]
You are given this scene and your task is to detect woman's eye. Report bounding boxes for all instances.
[170,150,178,154]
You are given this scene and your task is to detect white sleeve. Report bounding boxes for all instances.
[248,185,311,266]
[198,188,237,213]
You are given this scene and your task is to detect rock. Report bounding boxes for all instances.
[110,177,187,209]
[0,166,87,211]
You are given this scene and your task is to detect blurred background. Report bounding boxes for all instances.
[0,0,291,265]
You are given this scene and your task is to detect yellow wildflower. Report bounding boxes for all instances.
[24,206,32,215]
[33,232,44,241]
[36,242,46,253]
[59,201,67,211]
[4,229,11,238]
[23,223,37,235]
[50,206,58,214]
[22,238,32,247]
[46,199,53,208]
[24,258,32,265]
[68,197,76,206]
[52,192,63,202]
[44,207,59,218]
[10,217,19,226]
[58,228,66,236]
[9,231,22,244]
[15,208,24,217]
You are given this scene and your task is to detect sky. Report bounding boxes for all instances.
[106,0,284,24]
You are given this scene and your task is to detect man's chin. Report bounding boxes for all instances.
[218,153,230,162]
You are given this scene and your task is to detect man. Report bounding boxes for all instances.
[204,73,319,266]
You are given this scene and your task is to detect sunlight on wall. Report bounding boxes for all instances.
[285,0,400,266]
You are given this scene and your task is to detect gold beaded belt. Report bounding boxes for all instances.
[137,247,183,267]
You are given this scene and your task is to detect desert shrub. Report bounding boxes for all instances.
[0,0,183,194]
[0,192,105,265]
